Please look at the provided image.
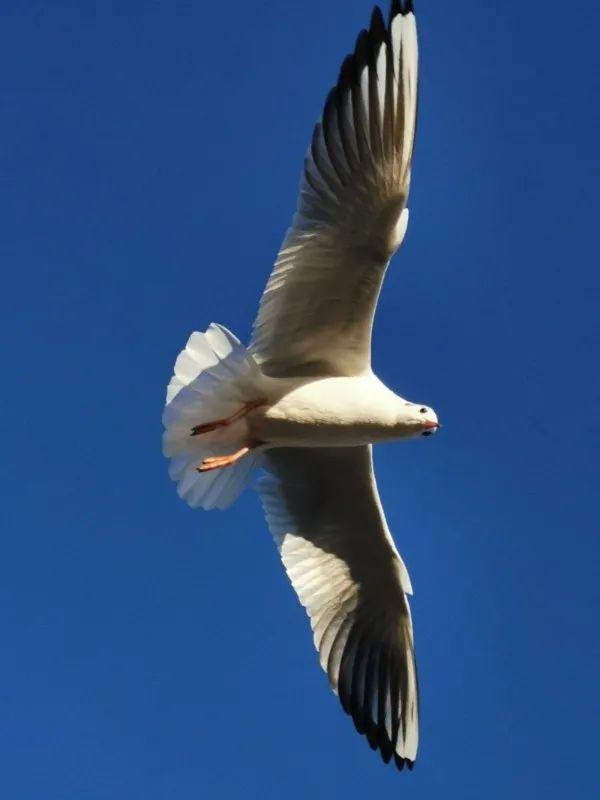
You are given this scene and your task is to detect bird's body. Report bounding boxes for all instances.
[163,0,440,771]
[247,373,438,449]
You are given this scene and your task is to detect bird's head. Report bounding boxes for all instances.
[395,402,441,440]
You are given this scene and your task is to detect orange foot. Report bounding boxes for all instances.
[190,400,266,437]
[197,447,251,473]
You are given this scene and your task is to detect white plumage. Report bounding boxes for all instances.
[163,1,439,770]
[162,325,260,510]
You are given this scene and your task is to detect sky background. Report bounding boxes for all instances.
[1,1,599,797]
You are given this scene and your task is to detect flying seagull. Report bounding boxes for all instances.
[163,0,439,770]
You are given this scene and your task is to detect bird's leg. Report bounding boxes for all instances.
[190,400,266,437]
[197,445,256,473]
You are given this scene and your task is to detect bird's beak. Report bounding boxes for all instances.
[422,420,441,430]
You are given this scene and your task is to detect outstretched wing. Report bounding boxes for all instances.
[251,1,418,378]
[258,446,419,769]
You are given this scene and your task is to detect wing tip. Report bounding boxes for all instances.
[337,52,356,93]
[342,2,416,91]
[369,6,386,39]
[369,721,416,771]
[390,0,415,20]
[354,28,370,69]
[394,753,415,771]
[335,1,416,95]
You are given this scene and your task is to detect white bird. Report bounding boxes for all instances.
[163,0,439,770]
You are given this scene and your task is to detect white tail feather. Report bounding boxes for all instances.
[162,324,259,510]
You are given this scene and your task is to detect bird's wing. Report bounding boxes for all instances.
[250,1,418,378]
[258,445,419,769]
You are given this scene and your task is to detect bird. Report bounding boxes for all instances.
[163,0,439,771]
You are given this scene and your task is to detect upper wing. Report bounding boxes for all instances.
[258,446,419,769]
[250,2,418,378]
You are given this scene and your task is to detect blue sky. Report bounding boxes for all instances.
[2,1,599,797]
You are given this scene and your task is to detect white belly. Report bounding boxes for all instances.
[247,374,401,448]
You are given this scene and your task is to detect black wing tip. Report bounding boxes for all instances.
[336,1,415,96]
[354,28,370,68]
[369,7,390,59]
[390,0,414,20]
[337,53,356,91]
[394,753,415,771]
[370,6,386,37]
[362,717,417,772]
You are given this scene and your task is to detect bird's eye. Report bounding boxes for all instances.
[422,431,433,437]
[419,407,427,414]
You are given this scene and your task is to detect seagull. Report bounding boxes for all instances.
[163,0,439,770]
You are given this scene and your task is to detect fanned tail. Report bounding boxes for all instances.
[162,324,260,510]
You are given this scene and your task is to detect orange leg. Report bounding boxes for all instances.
[190,400,266,437]
[197,446,253,473]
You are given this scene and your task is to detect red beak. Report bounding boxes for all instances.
[422,420,441,430]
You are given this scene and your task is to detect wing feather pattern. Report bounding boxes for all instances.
[251,1,419,378]
[258,445,419,769]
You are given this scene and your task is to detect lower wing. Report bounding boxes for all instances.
[258,445,419,768]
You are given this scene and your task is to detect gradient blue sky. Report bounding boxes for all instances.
[2,1,599,797]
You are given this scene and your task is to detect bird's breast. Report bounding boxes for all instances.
[247,375,401,448]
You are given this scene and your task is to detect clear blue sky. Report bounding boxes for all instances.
[2,1,599,797]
